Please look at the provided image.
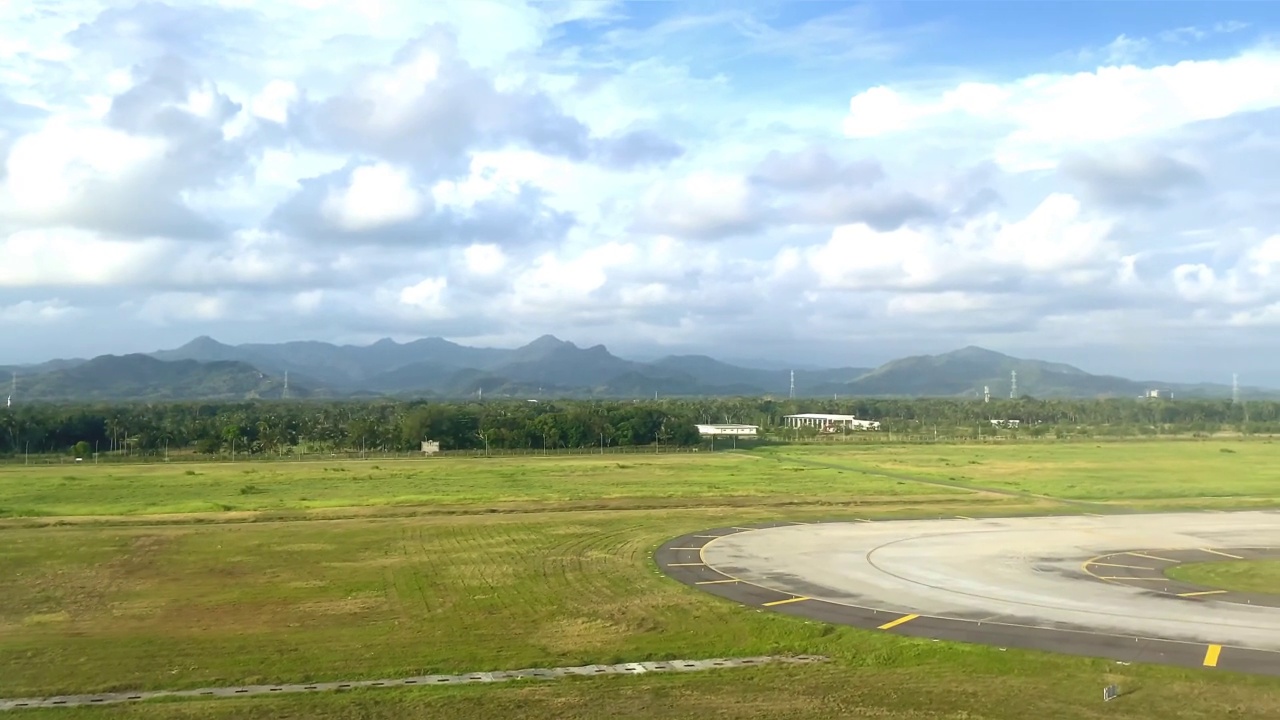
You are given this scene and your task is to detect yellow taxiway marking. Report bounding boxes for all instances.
[696,579,740,585]
[668,563,704,567]
[878,613,920,630]
[1088,562,1154,570]
[1204,644,1222,667]
[955,515,975,520]
[1178,590,1228,598]
[1199,548,1243,560]
[762,596,809,607]
[1125,551,1177,563]
[1097,576,1167,581]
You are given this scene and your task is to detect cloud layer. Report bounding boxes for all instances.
[2,1,1280,383]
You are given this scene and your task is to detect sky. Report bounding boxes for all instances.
[1,1,1280,384]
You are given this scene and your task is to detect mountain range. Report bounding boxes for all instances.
[2,335,1275,402]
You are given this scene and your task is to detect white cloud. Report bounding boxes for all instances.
[320,162,426,231]
[844,48,1280,170]
[1,2,1279,383]
[2,121,164,215]
[808,193,1118,292]
[0,299,78,324]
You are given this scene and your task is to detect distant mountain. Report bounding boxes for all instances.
[9,336,1278,402]
[835,346,1273,400]
[12,354,303,402]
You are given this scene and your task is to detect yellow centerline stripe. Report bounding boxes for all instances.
[878,613,920,630]
[668,563,704,567]
[762,596,809,607]
[1088,562,1153,570]
[1124,551,1177,563]
[1097,576,1167,581]
[1178,590,1228,598]
[669,547,704,550]
[1199,548,1244,560]
[1204,644,1222,667]
[695,579,740,585]
[955,515,974,520]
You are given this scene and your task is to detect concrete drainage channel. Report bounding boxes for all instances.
[0,655,828,711]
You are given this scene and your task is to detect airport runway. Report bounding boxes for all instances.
[655,511,1280,676]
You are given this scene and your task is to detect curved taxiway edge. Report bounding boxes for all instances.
[654,517,1280,677]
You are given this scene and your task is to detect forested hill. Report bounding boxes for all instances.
[6,336,1274,401]
[2,397,1278,458]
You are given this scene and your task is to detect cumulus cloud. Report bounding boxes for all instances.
[1,1,1279,383]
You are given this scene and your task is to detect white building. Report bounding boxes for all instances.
[696,424,759,437]
[782,413,881,431]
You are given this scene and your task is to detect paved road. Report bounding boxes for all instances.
[655,511,1280,676]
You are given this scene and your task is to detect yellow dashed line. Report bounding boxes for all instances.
[1204,644,1222,667]
[762,596,809,607]
[1178,590,1228,598]
[1199,548,1243,560]
[878,613,920,630]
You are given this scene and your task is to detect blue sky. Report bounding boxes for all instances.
[1,1,1280,384]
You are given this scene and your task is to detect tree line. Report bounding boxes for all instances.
[1,396,1278,458]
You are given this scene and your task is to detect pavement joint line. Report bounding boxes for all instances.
[0,656,830,711]
[1179,590,1229,598]
[1199,548,1244,559]
[1204,644,1223,667]
[877,613,920,630]
[762,596,810,607]
[1124,551,1178,563]
[1088,562,1154,570]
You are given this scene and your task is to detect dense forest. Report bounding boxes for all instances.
[3,397,1279,459]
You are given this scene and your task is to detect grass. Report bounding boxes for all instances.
[6,439,1280,718]
[1166,560,1280,595]
[767,440,1280,505]
[0,453,966,518]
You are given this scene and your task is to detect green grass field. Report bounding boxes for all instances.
[1166,560,1280,595]
[768,440,1280,506]
[0,453,966,518]
[4,440,1280,718]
